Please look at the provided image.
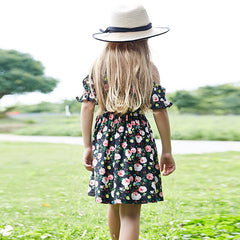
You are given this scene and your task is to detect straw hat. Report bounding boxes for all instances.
[93,3,169,42]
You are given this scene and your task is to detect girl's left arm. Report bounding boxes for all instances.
[80,101,95,171]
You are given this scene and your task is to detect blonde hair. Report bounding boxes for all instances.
[91,39,154,115]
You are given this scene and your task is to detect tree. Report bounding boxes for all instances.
[0,49,58,100]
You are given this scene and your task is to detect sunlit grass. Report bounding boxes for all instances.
[0,142,239,239]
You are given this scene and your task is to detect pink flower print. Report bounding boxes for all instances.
[131,121,136,126]
[114,199,122,204]
[127,123,132,128]
[97,153,102,159]
[110,146,115,151]
[131,192,141,200]
[125,149,132,158]
[97,132,102,140]
[135,176,142,182]
[92,145,95,151]
[103,140,108,147]
[129,176,134,182]
[135,135,143,143]
[118,170,125,177]
[106,149,110,155]
[145,145,152,152]
[137,148,142,154]
[109,114,114,120]
[108,175,114,180]
[99,168,105,175]
[139,186,147,193]
[122,142,127,149]
[134,163,143,171]
[96,197,102,203]
[147,173,154,180]
[159,192,163,198]
[114,153,121,160]
[155,164,160,170]
[140,157,147,164]
[131,148,136,153]
[118,126,124,132]
[104,83,108,90]
[145,127,149,133]
[152,94,159,102]
[122,178,130,187]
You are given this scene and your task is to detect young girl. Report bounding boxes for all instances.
[76,3,176,240]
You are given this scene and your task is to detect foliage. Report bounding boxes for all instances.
[169,83,240,114]
[0,142,239,239]
[0,49,58,100]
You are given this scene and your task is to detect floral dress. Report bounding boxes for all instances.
[76,76,172,204]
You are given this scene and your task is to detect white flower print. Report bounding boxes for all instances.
[122,142,127,148]
[122,178,130,187]
[118,170,125,177]
[125,149,132,158]
[135,176,141,182]
[134,163,143,171]
[115,132,120,139]
[97,132,102,139]
[114,153,121,160]
[131,148,136,153]
[151,181,156,190]
[90,180,95,186]
[140,130,145,136]
[140,157,147,164]
[96,197,102,203]
[118,126,124,132]
[102,177,109,185]
[152,93,159,102]
[131,192,141,200]
[103,140,108,146]
[111,190,114,197]
[114,199,122,204]
[93,159,97,167]
[99,168,105,175]
[135,135,142,143]
[155,176,159,183]
[103,126,108,132]
[139,186,147,193]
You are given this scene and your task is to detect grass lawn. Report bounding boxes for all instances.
[0,112,240,141]
[0,142,240,239]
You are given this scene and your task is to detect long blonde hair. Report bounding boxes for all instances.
[91,39,154,115]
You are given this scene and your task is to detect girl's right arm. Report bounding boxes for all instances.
[152,64,176,176]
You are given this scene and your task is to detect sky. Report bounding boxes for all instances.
[0,0,240,107]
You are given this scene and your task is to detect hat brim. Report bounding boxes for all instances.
[92,27,170,42]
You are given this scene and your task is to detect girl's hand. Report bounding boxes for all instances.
[160,153,176,176]
[83,147,94,171]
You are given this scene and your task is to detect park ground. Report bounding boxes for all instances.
[0,141,240,239]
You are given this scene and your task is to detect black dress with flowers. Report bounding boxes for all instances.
[76,76,172,204]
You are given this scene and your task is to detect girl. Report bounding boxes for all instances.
[76,3,176,240]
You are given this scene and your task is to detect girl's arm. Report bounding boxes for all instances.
[152,64,176,176]
[153,109,175,176]
[80,101,95,171]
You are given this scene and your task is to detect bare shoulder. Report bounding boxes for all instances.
[151,63,161,85]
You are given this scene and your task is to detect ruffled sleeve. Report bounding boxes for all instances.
[150,82,173,110]
[76,75,98,104]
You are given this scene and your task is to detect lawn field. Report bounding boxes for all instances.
[0,112,240,141]
[0,142,239,239]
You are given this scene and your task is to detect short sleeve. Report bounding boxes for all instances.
[150,82,173,110]
[76,75,98,104]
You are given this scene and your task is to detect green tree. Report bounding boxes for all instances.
[0,49,58,100]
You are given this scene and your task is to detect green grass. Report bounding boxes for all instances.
[0,112,240,141]
[0,142,240,239]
